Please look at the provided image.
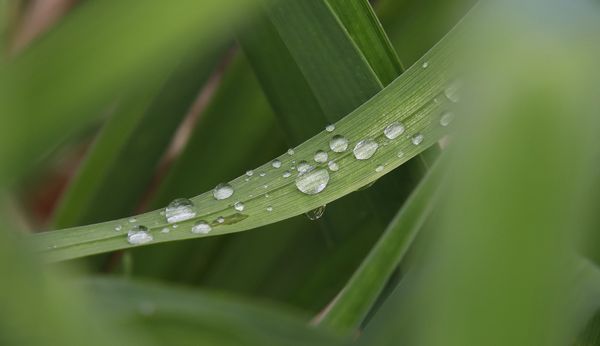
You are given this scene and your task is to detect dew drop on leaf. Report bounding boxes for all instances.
[329,135,348,153]
[353,139,379,160]
[234,201,245,212]
[445,80,461,103]
[297,161,313,174]
[295,168,330,195]
[272,159,282,168]
[213,183,234,200]
[411,133,424,146]
[328,160,339,172]
[127,225,153,245]
[325,124,335,132]
[165,198,196,223]
[440,111,455,127]
[314,150,328,163]
[192,221,211,234]
[305,205,326,220]
[383,122,405,140]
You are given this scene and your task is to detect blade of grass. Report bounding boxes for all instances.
[32,31,457,262]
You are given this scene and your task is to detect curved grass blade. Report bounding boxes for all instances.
[32,33,457,262]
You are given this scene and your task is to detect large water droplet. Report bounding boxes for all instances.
[325,124,335,132]
[444,80,461,103]
[411,133,424,146]
[297,161,313,174]
[127,226,153,245]
[213,183,234,200]
[328,161,339,172]
[305,205,326,220]
[272,159,282,169]
[353,139,379,160]
[295,168,330,195]
[234,201,245,212]
[314,150,328,163]
[440,111,454,127]
[329,135,348,153]
[192,221,211,234]
[165,198,196,223]
[384,122,405,140]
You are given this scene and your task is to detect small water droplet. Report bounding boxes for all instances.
[295,168,330,195]
[305,205,326,220]
[376,165,384,173]
[283,170,292,178]
[246,170,254,177]
[192,221,211,234]
[325,124,335,132]
[266,206,273,212]
[411,133,424,146]
[263,184,268,189]
[115,225,122,231]
[440,111,454,127]
[397,151,405,158]
[265,194,270,198]
[329,135,348,153]
[129,218,137,223]
[272,159,282,168]
[213,183,234,200]
[234,201,245,212]
[172,224,178,229]
[422,61,429,69]
[384,122,405,140]
[216,217,225,224]
[287,148,295,155]
[244,178,250,182]
[444,80,461,103]
[314,150,328,163]
[328,161,339,172]
[165,198,196,223]
[161,227,170,234]
[259,172,266,177]
[127,226,153,245]
[297,161,313,174]
[353,139,379,160]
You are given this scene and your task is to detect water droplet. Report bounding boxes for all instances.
[376,165,384,173]
[314,150,328,163]
[353,139,379,160]
[165,198,196,223]
[234,201,245,212]
[265,194,270,198]
[325,124,335,132]
[329,135,348,153]
[192,221,211,234]
[263,184,268,189]
[422,61,429,69]
[397,151,405,158]
[161,227,170,234]
[440,111,454,127]
[216,217,225,224]
[129,217,137,223]
[115,225,122,231]
[328,161,339,172]
[297,161,313,174]
[283,170,292,178]
[272,159,282,168]
[305,205,326,220]
[287,148,295,155]
[384,122,405,140]
[246,170,254,177]
[213,183,234,200]
[244,178,250,182]
[172,224,178,229]
[259,172,266,177]
[295,168,330,195]
[127,226,153,245]
[266,206,273,212]
[411,133,424,146]
[444,80,461,103]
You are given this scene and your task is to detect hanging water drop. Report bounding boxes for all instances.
[440,111,454,127]
[325,124,335,132]
[165,198,196,223]
[295,168,330,195]
[328,161,339,172]
[127,226,153,245]
[314,150,328,163]
[213,183,234,200]
[305,205,326,220]
[192,221,211,234]
[444,80,461,103]
[384,122,405,140]
[272,159,282,169]
[329,135,348,153]
[234,201,245,212]
[411,133,424,146]
[353,139,379,160]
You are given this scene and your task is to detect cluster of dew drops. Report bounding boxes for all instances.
[125,68,459,246]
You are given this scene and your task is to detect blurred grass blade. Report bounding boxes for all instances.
[315,154,445,332]
[52,48,223,230]
[82,277,344,346]
[32,31,456,262]
[0,0,263,184]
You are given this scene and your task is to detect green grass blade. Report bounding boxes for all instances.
[0,0,263,184]
[81,277,344,346]
[31,33,456,262]
[315,154,445,332]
